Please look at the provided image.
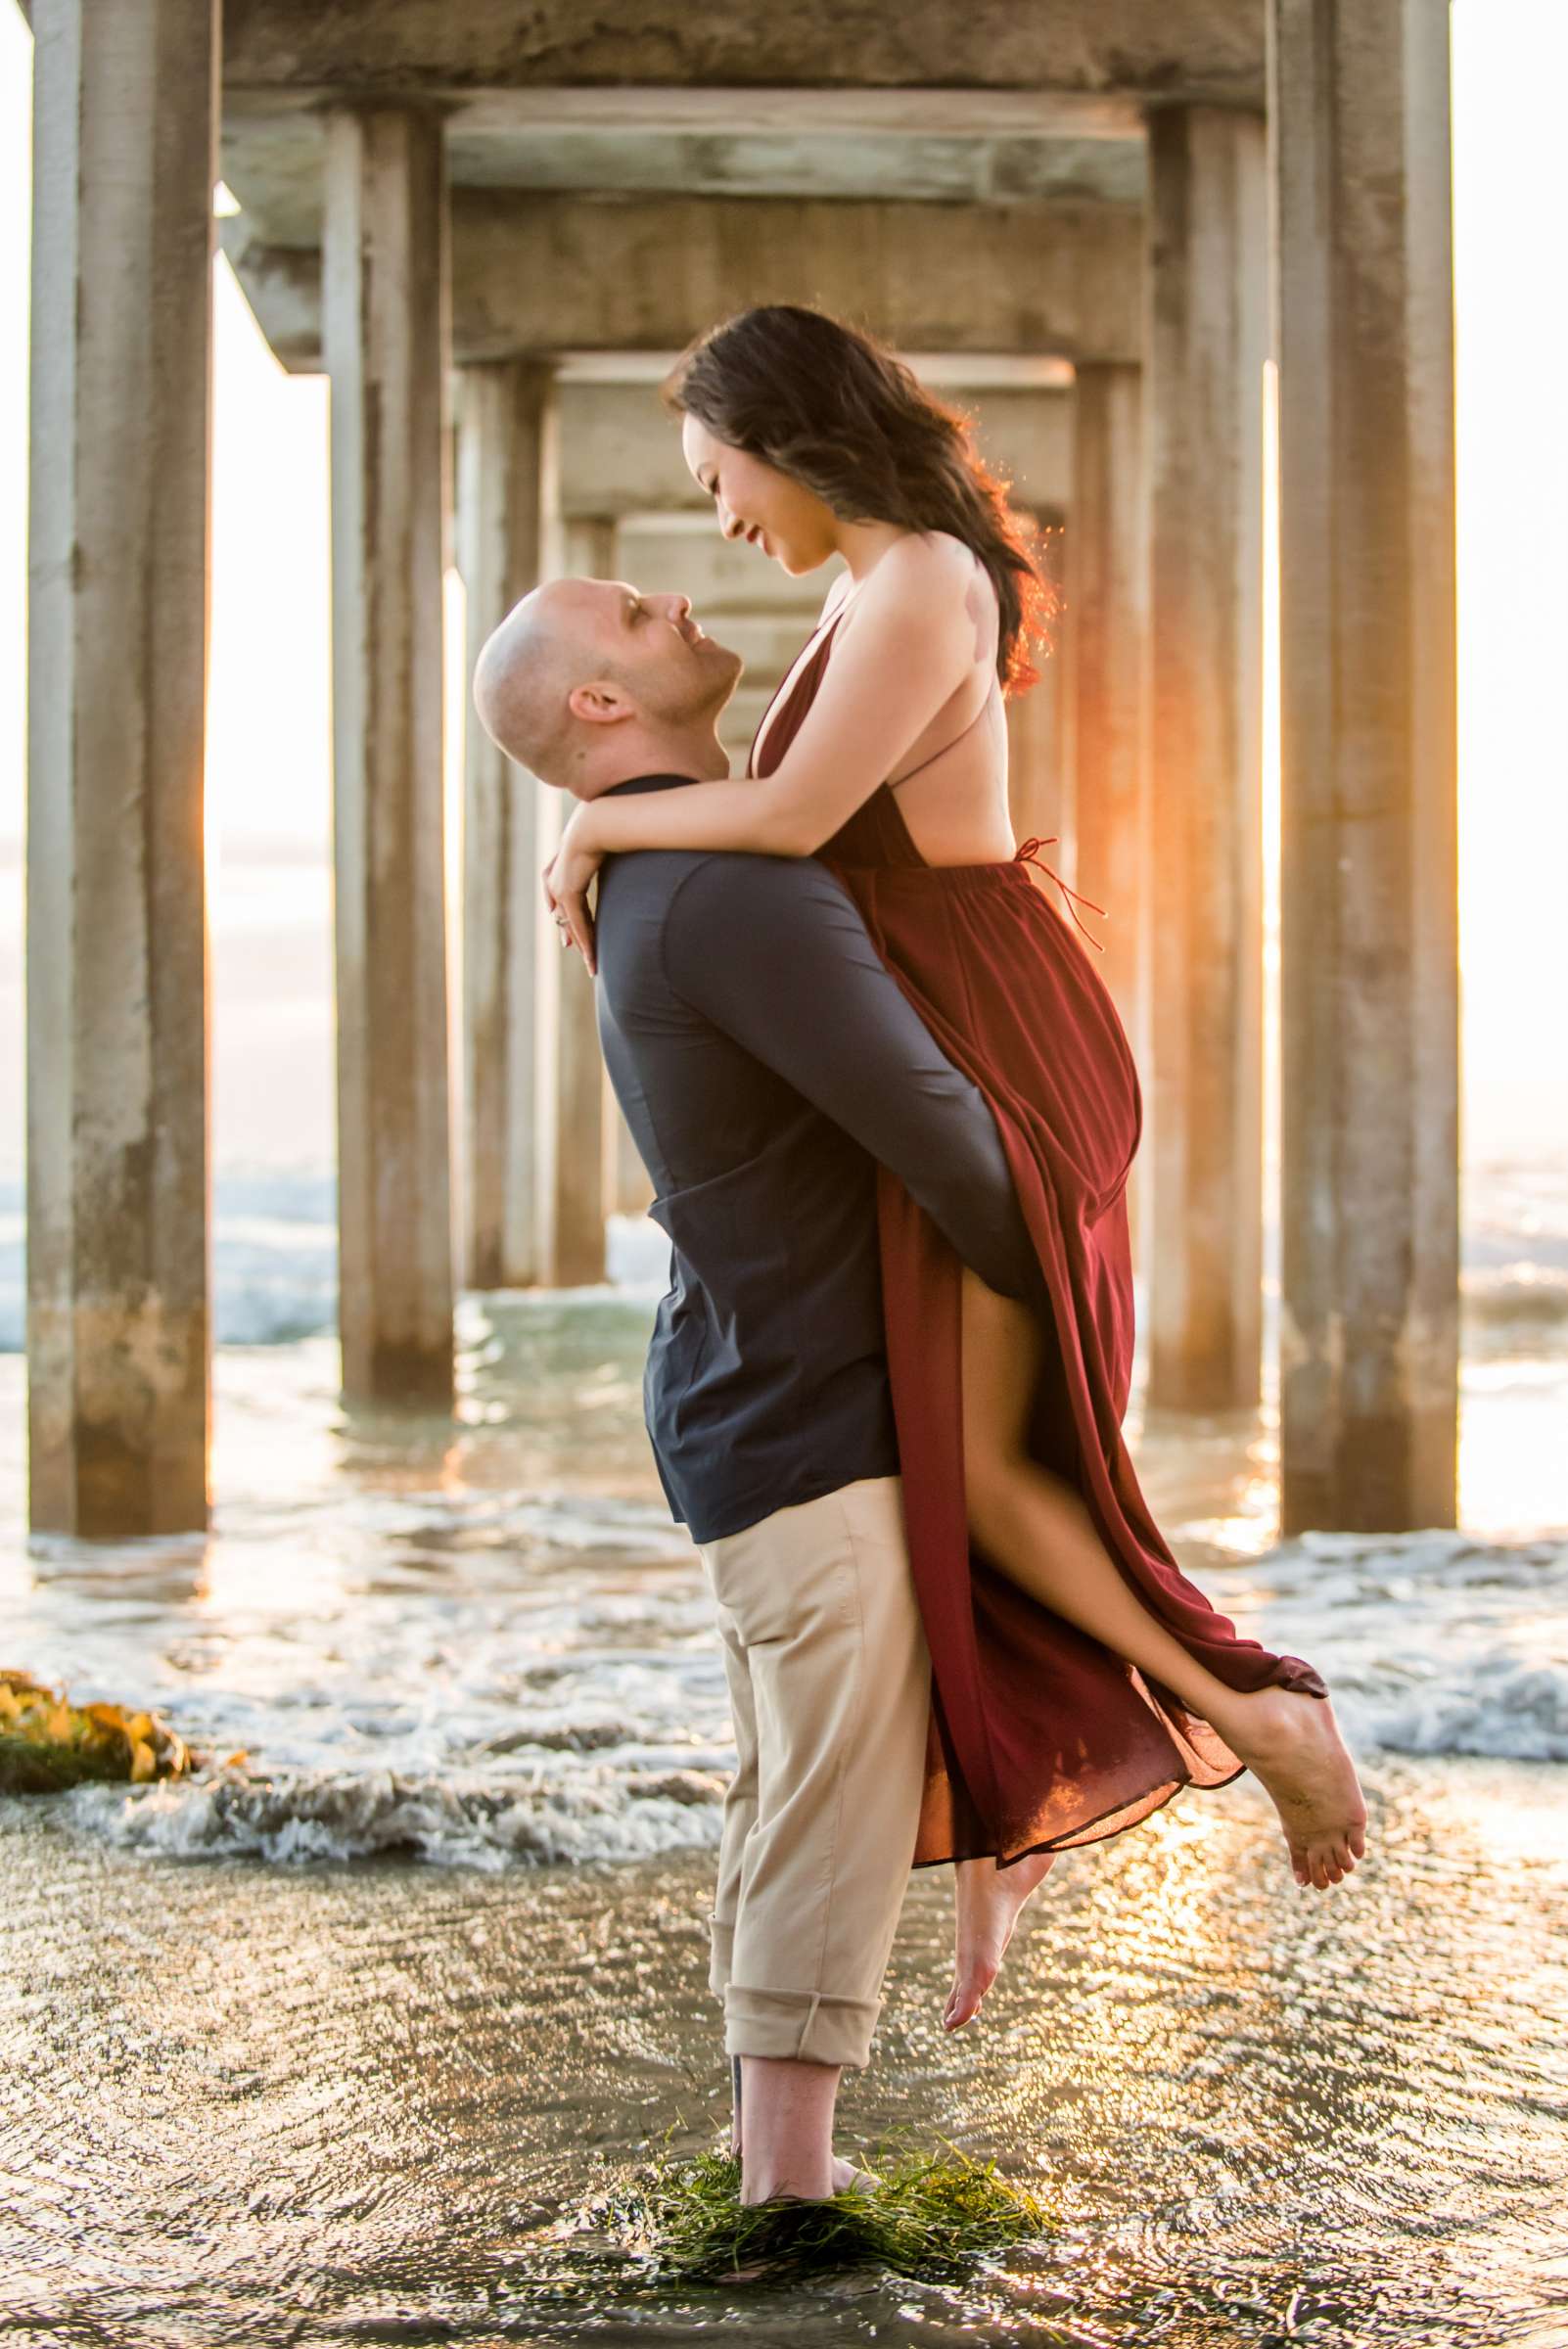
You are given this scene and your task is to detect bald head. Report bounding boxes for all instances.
[472,576,742,794]
[472,579,610,786]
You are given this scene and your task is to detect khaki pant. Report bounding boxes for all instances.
[697,1475,932,2070]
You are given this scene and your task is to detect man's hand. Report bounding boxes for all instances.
[542,802,603,975]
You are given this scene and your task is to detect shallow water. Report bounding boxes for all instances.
[2,1273,1566,1872]
[3,1762,1565,2346]
[3,1220,1567,2342]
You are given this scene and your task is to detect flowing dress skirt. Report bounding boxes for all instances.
[819,789,1327,1869]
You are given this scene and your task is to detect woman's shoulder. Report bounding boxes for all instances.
[867,530,989,607]
[842,534,994,665]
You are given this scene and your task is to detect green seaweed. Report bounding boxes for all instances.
[0,1669,198,1794]
[578,2131,1053,2285]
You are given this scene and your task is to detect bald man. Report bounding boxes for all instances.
[473,578,1041,2204]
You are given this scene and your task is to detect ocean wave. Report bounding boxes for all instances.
[1459,1263,1568,1346]
[0,1195,669,1352]
[1354,1655,1568,1763]
[1,1160,1563,1351]
[1259,1527,1568,1765]
[65,1758,728,1869]
[36,1532,1567,1874]
[47,1637,1568,1875]
[0,1172,341,1351]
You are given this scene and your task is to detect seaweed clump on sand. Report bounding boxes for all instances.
[580,2139,1052,2286]
[0,1669,199,1794]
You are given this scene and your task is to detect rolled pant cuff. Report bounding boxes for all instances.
[722,1983,884,2070]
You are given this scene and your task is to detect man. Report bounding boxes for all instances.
[473,578,1042,2206]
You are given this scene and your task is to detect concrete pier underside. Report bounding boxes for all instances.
[22,0,1459,1535]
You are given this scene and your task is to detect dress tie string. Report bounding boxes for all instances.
[1014,837,1107,951]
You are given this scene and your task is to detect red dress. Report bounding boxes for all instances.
[750,607,1328,1871]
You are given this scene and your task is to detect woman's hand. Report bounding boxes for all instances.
[542,803,604,974]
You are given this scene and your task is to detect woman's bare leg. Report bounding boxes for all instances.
[947,1269,1367,2020]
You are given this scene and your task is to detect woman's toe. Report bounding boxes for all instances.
[946,1967,994,2030]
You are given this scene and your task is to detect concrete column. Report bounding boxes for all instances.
[605,1085,656,1220]
[1068,361,1149,1286]
[26,0,217,1536]
[1143,105,1268,1411]
[550,939,608,1285]
[1005,508,1070,861]
[1068,364,1146,1048]
[323,107,454,1403]
[455,359,559,1290]
[540,515,616,1286]
[1268,2,1459,1530]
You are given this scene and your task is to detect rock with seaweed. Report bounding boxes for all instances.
[0,1668,209,1794]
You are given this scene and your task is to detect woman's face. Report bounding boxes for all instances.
[681,413,838,575]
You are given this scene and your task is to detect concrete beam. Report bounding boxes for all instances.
[324,107,455,1402]
[220,6,1266,102]
[554,379,1072,524]
[26,0,217,1537]
[223,192,1144,372]
[459,192,1141,362]
[218,220,319,370]
[1143,106,1268,1413]
[218,95,1150,245]
[1270,0,1459,1532]
[614,515,833,620]
[455,360,558,1291]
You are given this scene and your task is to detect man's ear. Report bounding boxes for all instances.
[568,679,634,728]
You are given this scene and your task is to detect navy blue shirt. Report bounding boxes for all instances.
[593,774,1041,1543]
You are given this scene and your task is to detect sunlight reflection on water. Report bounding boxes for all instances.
[2,1289,1566,2341]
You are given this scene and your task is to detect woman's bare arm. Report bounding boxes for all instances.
[576,535,987,861]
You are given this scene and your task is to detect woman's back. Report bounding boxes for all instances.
[750,531,1017,868]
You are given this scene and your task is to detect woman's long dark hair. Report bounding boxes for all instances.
[663,304,1057,693]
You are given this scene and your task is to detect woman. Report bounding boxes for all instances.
[544,305,1367,2029]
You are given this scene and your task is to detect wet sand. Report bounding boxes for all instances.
[4,1755,1565,2347]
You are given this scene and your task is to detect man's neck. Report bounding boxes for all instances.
[576,726,730,799]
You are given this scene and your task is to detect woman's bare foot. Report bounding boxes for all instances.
[1218,1685,1368,1890]
[945,1849,1058,2031]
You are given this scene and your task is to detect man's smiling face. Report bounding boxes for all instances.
[472,574,746,791]
[572,577,743,725]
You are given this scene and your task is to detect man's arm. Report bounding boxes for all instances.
[662,854,1044,1307]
